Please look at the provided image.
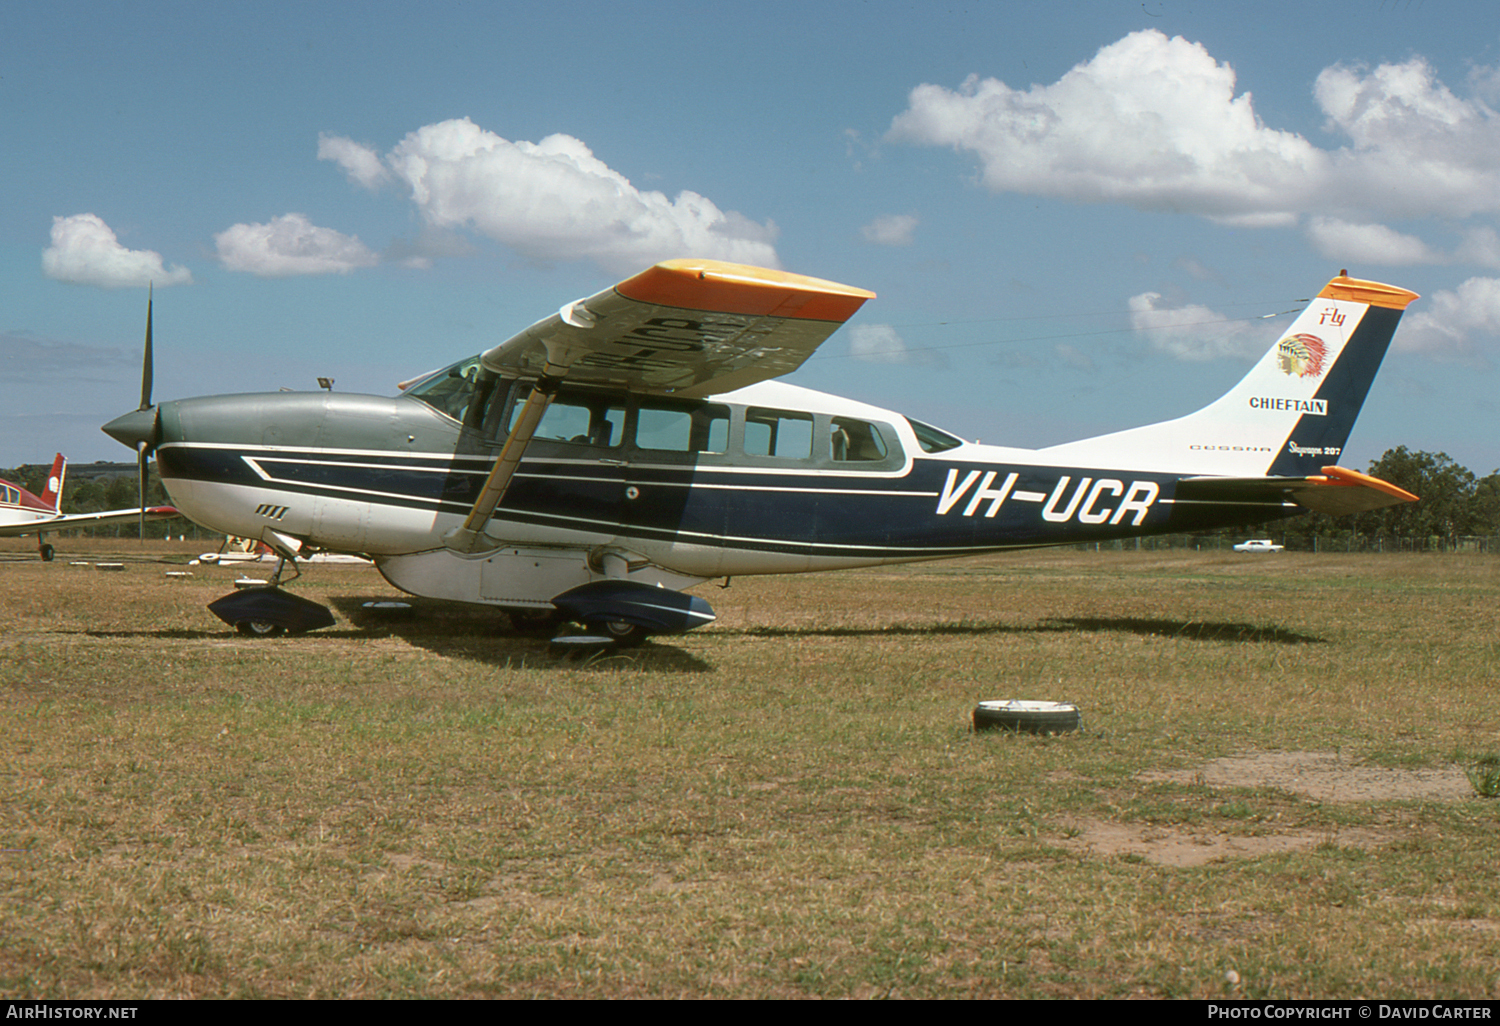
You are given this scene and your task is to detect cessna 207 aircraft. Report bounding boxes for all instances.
[102,259,1418,642]
[0,454,178,561]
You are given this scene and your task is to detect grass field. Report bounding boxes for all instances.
[2,539,1498,998]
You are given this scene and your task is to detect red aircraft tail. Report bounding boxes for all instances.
[40,454,65,513]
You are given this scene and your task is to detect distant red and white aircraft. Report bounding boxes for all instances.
[0,454,179,560]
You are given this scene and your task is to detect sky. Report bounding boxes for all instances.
[4,0,1499,477]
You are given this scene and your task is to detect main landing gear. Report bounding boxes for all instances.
[534,579,716,648]
[206,556,335,638]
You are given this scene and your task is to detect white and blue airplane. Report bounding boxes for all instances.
[103,259,1418,641]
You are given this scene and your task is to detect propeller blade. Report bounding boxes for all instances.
[139,284,154,411]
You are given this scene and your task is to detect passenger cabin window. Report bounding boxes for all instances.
[744,408,813,460]
[829,417,888,462]
[636,402,729,454]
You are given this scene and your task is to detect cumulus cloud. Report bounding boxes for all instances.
[1128,292,1268,361]
[847,323,946,367]
[887,30,1500,245]
[1313,58,1500,220]
[42,214,192,289]
[861,214,919,246]
[317,133,389,190]
[1397,277,1500,358]
[214,213,379,277]
[324,118,780,275]
[888,31,1324,224]
[1305,217,1440,265]
[1456,227,1500,268]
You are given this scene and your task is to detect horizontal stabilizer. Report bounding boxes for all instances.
[1177,466,1417,517]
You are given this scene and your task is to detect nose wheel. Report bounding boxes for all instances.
[208,582,334,637]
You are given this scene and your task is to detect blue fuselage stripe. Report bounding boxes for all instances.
[156,444,1290,558]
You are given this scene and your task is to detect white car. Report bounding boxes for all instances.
[1232,539,1285,553]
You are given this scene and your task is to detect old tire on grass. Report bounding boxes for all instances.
[973,700,1081,735]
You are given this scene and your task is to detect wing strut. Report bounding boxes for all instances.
[443,333,591,555]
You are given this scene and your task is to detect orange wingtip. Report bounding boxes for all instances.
[616,259,875,322]
[1318,466,1419,503]
[1317,275,1420,310]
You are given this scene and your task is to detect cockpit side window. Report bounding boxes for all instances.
[509,389,626,448]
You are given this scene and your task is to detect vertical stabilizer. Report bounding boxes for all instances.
[1036,274,1419,476]
[40,454,66,513]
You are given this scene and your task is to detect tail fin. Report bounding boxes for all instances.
[40,454,66,513]
[1037,274,1419,476]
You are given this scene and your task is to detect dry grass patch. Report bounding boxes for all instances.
[3,544,1500,997]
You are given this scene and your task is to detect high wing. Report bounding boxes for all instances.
[476,258,875,398]
[447,259,874,553]
[0,506,180,538]
[1176,466,1418,518]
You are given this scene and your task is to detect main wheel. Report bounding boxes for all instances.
[597,620,649,648]
[236,619,286,638]
[39,544,55,562]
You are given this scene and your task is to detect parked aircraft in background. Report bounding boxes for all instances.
[102,259,1419,642]
[0,454,179,560]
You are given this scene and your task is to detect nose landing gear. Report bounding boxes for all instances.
[206,556,335,637]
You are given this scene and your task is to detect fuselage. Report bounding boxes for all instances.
[0,478,56,532]
[148,375,1280,587]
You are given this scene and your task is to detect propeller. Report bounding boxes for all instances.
[137,285,154,540]
[140,283,154,411]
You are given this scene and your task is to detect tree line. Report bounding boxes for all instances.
[1277,446,1500,553]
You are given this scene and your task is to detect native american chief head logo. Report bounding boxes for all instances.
[1276,333,1328,379]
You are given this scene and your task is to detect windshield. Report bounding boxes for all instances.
[402,356,483,422]
[905,417,964,453]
